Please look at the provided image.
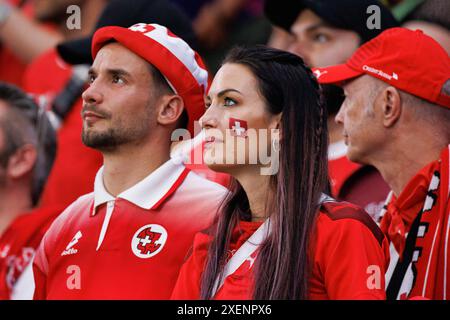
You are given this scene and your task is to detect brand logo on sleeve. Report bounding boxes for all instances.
[61,231,82,256]
[131,224,168,258]
[313,69,328,79]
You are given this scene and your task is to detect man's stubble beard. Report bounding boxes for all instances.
[81,107,154,153]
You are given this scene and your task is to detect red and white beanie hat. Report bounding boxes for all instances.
[91,23,209,134]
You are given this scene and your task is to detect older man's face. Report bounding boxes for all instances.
[335,75,386,165]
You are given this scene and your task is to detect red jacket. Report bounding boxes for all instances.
[172,201,390,300]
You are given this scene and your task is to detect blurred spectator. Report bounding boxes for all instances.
[0,82,59,299]
[264,0,399,220]
[400,0,450,54]
[0,0,52,86]
[170,0,272,74]
[0,0,106,87]
[266,25,294,50]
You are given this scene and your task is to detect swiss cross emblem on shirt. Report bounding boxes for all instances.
[131,224,168,258]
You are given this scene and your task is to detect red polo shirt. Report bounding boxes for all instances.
[32,159,227,299]
[171,201,390,300]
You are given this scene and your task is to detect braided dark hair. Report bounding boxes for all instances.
[200,45,329,299]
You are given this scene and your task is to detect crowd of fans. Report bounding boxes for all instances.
[0,0,448,300]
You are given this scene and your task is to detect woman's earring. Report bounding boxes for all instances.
[272,138,280,152]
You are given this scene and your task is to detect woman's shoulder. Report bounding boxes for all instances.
[316,199,385,247]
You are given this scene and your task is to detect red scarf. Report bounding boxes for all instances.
[380,145,450,299]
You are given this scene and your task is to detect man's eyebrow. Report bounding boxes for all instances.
[88,68,132,77]
[305,22,332,33]
[88,68,96,76]
[106,68,132,78]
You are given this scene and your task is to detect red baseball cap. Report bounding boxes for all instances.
[91,23,209,134]
[313,27,450,109]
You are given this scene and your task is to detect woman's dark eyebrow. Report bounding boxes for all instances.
[217,89,242,98]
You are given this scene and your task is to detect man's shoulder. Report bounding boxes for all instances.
[183,170,229,196]
[62,192,95,215]
[171,170,228,216]
[43,192,94,239]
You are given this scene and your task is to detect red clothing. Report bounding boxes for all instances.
[0,1,57,87]
[32,160,227,299]
[23,48,103,208]
[381,146,450,300]
[171,201,390,300]
[328,141,390,220]
[0,205,65,299]
[0,0,30,87]
[0,47,27,87]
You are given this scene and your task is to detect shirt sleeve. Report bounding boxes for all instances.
[313,215,390,300]
[32,231,50,300]
[170,232,210,300]
[31,202,75,300]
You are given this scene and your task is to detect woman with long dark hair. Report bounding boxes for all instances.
[171,45,389,300]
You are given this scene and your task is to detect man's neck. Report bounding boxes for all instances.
[0,185,33,236]
[101,139,171,197]
[372,139,447,197]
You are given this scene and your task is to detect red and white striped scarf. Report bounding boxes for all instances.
[379,145,450,299]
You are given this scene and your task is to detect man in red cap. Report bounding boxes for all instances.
[30,23,227,299]
[264,0,399,219]
[314,27,450,300]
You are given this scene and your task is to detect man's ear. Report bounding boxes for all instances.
[7,144,37,180]
[380,86,402,128]
[156,95,185,127]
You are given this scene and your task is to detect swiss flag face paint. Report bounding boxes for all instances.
[229,118,248,137]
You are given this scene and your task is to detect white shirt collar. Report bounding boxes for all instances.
[92,158,189,216]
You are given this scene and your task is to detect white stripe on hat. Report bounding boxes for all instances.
[129,23,208,91]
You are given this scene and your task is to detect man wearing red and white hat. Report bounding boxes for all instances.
[314,27,450,300]
[30,23,227,299]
